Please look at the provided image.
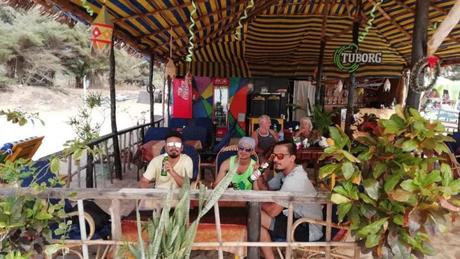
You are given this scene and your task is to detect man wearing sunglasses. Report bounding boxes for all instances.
[139,131,193,190]
[255,140,323,259]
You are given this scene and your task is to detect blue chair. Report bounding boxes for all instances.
[182,126,207,149]
[161,144,200,182]
[169,118,190,129]
[190,118,215,147]
[144,127,170,143]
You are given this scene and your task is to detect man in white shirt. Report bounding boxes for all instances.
[255,140,323,259]
[139,131,193,189]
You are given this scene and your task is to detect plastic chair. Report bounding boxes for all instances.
[144,127,170,143]
[182,126,207,149]
[169,118,190,129]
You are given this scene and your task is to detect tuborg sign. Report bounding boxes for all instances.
[333,44,383,73]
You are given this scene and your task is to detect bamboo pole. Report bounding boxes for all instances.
[213,203,224,259]
[286,202,294,259]
[247,202,261,259]
[148,54,155,126]
[427,0,460,56]
[77,200,89,259]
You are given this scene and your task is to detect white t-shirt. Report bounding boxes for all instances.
[143,154,193,189]
[268,165,323,241]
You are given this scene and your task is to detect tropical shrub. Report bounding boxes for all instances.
[319,105,460,257]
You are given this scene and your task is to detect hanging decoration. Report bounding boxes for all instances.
[410,56,440,93]
[333,0,383,73]
[81,0,94,16]
[234,0,255,41]
[90,6,113,55]
[358,0,382,43]
[185,0,197,64]
[334,80,343,96]
[383,78,391,92]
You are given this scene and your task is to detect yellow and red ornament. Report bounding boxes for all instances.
[90,6,113,55]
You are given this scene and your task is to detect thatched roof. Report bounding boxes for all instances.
[6,0,460,79]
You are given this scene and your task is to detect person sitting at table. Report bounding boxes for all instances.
[214,137,260,190]
[294,116,313,141]
[254,140,323,259]
[251,115,279,158]
[139,131,193,189]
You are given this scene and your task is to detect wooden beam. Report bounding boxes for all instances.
[344,0,353,17]
[368,0,412,41]
[427,0,460,55]
[115,2,190,23]
[320,0,332,39]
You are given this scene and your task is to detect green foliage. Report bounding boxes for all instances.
[312,105,334,136]
[320,105,460,257]
[0,109,44,126]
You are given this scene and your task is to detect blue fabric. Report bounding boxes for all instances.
[21,160,72,212]
[212,123,237,153]
[447,132,460,153]
[189,118,214,147]
[160,144,200,181]
[182,126,207,147]
[169,118,190,129]
[144,127,170,143]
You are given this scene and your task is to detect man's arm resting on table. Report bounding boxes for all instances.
[139,176,153,188]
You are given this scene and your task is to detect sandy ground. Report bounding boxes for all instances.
[0,86,164,159]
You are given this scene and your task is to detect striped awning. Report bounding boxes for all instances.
[18,0,460,78]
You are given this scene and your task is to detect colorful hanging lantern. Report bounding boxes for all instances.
[90,6,113,55]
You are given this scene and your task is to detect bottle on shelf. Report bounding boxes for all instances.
[161,155,169,176]
[248,156,274,183]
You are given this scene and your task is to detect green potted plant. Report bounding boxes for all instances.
[319,105,460,257]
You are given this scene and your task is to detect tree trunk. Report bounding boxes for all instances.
[75,75,83,88]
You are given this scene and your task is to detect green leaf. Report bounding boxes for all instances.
[330,193,351,204]
[421,171,442,187]
[365,233,381,248]
[341,150,360,163]
[382,115,405,134]
[400,179,417,192]
[388,189,412,202]
[393,214,404,225]
[50,157,60,174]
[362,179,380,200]
[441,163,453,187]
[357,217,388,237]
[372,162,386,179]
[358,193,377,206]
[384,172,403,194]
[329,126,348,149]
[319,163,339,179]
[337,203,352,222]
[401,139,418,152]
[342,162,354,180]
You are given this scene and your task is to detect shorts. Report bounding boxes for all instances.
[269,213,310,242]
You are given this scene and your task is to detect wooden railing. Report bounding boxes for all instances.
[0,188,359,259]
[39,118,164,188]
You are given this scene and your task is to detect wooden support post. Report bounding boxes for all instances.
[286,202,294,259]
[110,199,122,241]
[166,77,172,125]
[345,0,362,135]
[213,203,224,259]
[109,40,122,180]
[406,0,430,110]
[86,143,94,188]
[247,202,261,259]
[147,54,156,126]
[77,200,89,259]
[325,202,332,259]
[427,0,460,56]
[316,40,326,107]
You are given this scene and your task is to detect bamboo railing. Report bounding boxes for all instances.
[0,188,359,259]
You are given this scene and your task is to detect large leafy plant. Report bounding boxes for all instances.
[319,105,460,258]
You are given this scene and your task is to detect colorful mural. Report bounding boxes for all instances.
[192,77,251,136]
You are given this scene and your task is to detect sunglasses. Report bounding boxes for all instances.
[272,153,291,160]
[166,142,182,148]
[238,146,253,152]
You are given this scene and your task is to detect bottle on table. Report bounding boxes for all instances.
[161,155,169,176]
[248,156,274,183]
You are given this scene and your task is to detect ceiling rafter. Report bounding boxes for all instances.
[368,0,412,40]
